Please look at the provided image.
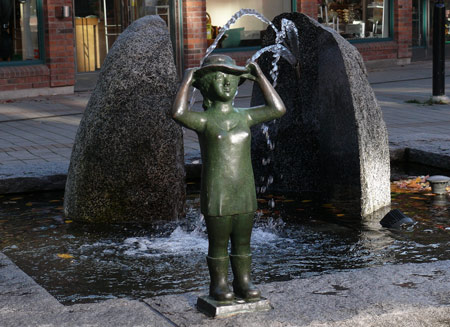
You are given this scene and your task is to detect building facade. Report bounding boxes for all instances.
[0,0,446,99]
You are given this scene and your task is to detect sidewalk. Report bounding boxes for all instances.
[0,61,450,193]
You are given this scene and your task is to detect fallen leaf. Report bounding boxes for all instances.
[10,197,23,201]
[57,253,73,259]
[283,199,295,203]
[25,202,33,206]
[49,200,61,203]
[65,220,73,224]
[301,200,312,203]
[336,214,345,217]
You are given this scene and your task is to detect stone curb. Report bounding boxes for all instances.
[1,147,449,195]
[1,251,449,327]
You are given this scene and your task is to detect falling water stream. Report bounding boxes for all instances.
[188,9,300,199]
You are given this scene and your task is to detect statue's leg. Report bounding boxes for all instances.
[230,212,261,301]
[204,215,234,302]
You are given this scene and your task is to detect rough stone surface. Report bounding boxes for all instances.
[145,260,450,327]
[0,252,173,326]
[64,16,185,223]
[251,13,390,216]
[0,162,68,194]
[197,296,272,318]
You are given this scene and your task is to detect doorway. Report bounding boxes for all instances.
[73,0,178,74]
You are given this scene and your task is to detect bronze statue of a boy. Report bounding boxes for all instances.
[172,55,286,303]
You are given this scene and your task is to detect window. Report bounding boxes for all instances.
[445,3,450,43]
[206,0,292,48]
[0,0,42,63]
[317,0,390,40]
[74,0,175,72]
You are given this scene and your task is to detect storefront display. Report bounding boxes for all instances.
[445,3,450,43]
[317,0,389,40]
[74,0,175,72]
[0,0,41,62]
[205,0,292,48]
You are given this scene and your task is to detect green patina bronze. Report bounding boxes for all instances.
[172,55,286,304]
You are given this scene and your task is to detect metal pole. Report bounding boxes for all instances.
[432,0,445,96]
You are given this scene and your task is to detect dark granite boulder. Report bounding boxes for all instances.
[64,16,185,223]
[251,13,390,216]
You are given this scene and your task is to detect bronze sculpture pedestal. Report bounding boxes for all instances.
[197,296,272,318]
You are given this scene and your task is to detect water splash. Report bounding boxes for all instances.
[189,9,302,209]
[203,9,278,63]
[189,9,300,107]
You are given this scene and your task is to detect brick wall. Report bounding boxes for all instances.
[44,0,75,87]
[0,0,75,96]
[0,65,50,91]
[356,41,398,61]
[183,0,207,68]
[394,0,413,60]
[296,0,318,19]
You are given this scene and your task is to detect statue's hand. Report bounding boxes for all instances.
[242,62,262,82]
[183,67,198,86]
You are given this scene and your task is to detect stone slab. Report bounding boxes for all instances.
[406,148,450,171]
[64,15,185,223]
[196,295,272,318]
[145,260,450,327]
[1,250,450,326]
[0,252,175,327]
[251,13,391,216]
[0,162,68,194]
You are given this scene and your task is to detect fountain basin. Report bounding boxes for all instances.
[1,180,449,305]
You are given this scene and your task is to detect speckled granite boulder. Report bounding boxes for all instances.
[64,16,185,223]
[251,13,390,216]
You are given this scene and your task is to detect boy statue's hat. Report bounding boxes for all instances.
[195,55,247,77]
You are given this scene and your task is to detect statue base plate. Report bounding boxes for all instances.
[196,295,272,318]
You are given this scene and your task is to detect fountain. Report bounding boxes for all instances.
[1,10,449,326]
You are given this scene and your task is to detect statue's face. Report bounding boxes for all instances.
[210,71,239,102]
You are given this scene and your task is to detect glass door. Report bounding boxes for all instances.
[74,0,179,73]
[412,0,426,47]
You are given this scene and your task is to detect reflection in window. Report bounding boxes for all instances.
[317,0,390,40]
[74,0,172,72]
[446,3,450,43]
[0,0,40,62]
[206,0,292,48]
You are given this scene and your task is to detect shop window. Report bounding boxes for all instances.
[445,3,450,43]
[206,0,292,48]
[0,0,41,63]
[75,0,174,72]
[317,0,390,40]
[412,0,426,47]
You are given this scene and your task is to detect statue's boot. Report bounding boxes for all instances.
[230,254,261,301]
[207,256,234,303]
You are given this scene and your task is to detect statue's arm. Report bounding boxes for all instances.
[172,68,207,132]
[243,62,286,127]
